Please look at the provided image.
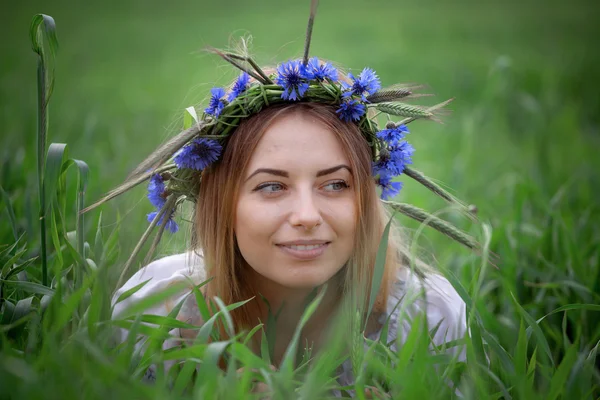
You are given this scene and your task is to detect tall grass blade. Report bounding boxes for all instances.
[546,343,579,400]
[302,0,319,65]
[82,164,175,214]
[31,14,58,288]
[126,122,207,180]
[280,285,327,373]
[0,280,55,297]
[143,197,177,266]
[0,185,19,241]
[511,292,555,367]
[115,195,177,288]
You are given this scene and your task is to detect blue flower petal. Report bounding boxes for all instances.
[378,174,403,200]
[174,138,222,171]
[227,72,250,102]
[205,87,227,117]
[376,124,410,146]
[336,100,366,122]
[147,174,166,209]
[276,60,310,101]
[147,211,179,233]
[344,68,381,100]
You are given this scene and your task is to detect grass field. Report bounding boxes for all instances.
[1,0,599,398]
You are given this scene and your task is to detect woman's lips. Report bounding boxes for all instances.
[276,242,330,260]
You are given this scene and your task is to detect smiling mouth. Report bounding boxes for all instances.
[276,242,331,260]
[279,243,328,251]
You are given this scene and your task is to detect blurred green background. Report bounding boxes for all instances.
[1,0,599,280]
[2,1,600,395]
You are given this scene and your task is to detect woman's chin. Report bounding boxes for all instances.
[274,270,340,291]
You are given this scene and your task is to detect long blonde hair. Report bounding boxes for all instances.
[193,102,402,331]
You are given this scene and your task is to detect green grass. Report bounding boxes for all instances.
[1,0,599,398]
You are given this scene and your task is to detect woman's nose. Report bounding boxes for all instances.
[288,190,323,230]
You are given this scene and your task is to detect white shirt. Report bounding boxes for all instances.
[112,252,467,386]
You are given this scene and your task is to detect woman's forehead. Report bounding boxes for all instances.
[246,112,350,172]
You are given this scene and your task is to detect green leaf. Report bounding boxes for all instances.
[184,106,199,130]
[213,296,235,338]
[280,285,327,373]
[527,303,600,336]
[0,185,19,241]
[1,280,55,296]
[93,212,104,261]
[127,314,198,330]
[71,159,89,271]
[228,342,269,370]
[0,233,25,262]
[48,269,97,333]
[546,343,579,400]
[43,143,68,216]
[260,328,271,365]
[195,298,253,343]
[30,14,58,60]
[189,278,212,322]
[511,292,555,367]
[0,300,15,325]
[3,257,37,284]
[204,340,232,366]
[1,247,28,277]
[172,360,198,396]
[114,278,152,304]
[113,281,188,319]
[243,323,264,346]
[11,296,38,324]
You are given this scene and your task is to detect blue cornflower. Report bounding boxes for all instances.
[205,87,227,117]
[275,60,310,101]
[376,124,409,146]
[174,138,222,171]
[147,173,166,209]
[227,72,250,102]
[373,153,401,176]
[336,100,366,122]
[373,140,415,176]
[147,211,179,233]
[378,174,403,200]
[389,140,415,171]
[343,67,381,100]
[304,57,338,82]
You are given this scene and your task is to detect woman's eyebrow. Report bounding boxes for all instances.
[245,164,352,182]
[316,164,352,177]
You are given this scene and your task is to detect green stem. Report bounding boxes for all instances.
[76,182,85,288]
[37,55,48,287]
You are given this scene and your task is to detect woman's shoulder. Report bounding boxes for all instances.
[377,267,467,351]
[112,252,206,319]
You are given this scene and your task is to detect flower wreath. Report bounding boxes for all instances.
[85,1,479,272]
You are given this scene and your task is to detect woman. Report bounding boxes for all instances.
[103,3,475,393]
[111,101,468,384]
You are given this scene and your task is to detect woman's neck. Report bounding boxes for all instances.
[242,268,344,361]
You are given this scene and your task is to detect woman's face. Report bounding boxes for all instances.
[235,111,356,290]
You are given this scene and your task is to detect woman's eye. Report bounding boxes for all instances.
[323,180,349,192]
[255,182,285,193]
